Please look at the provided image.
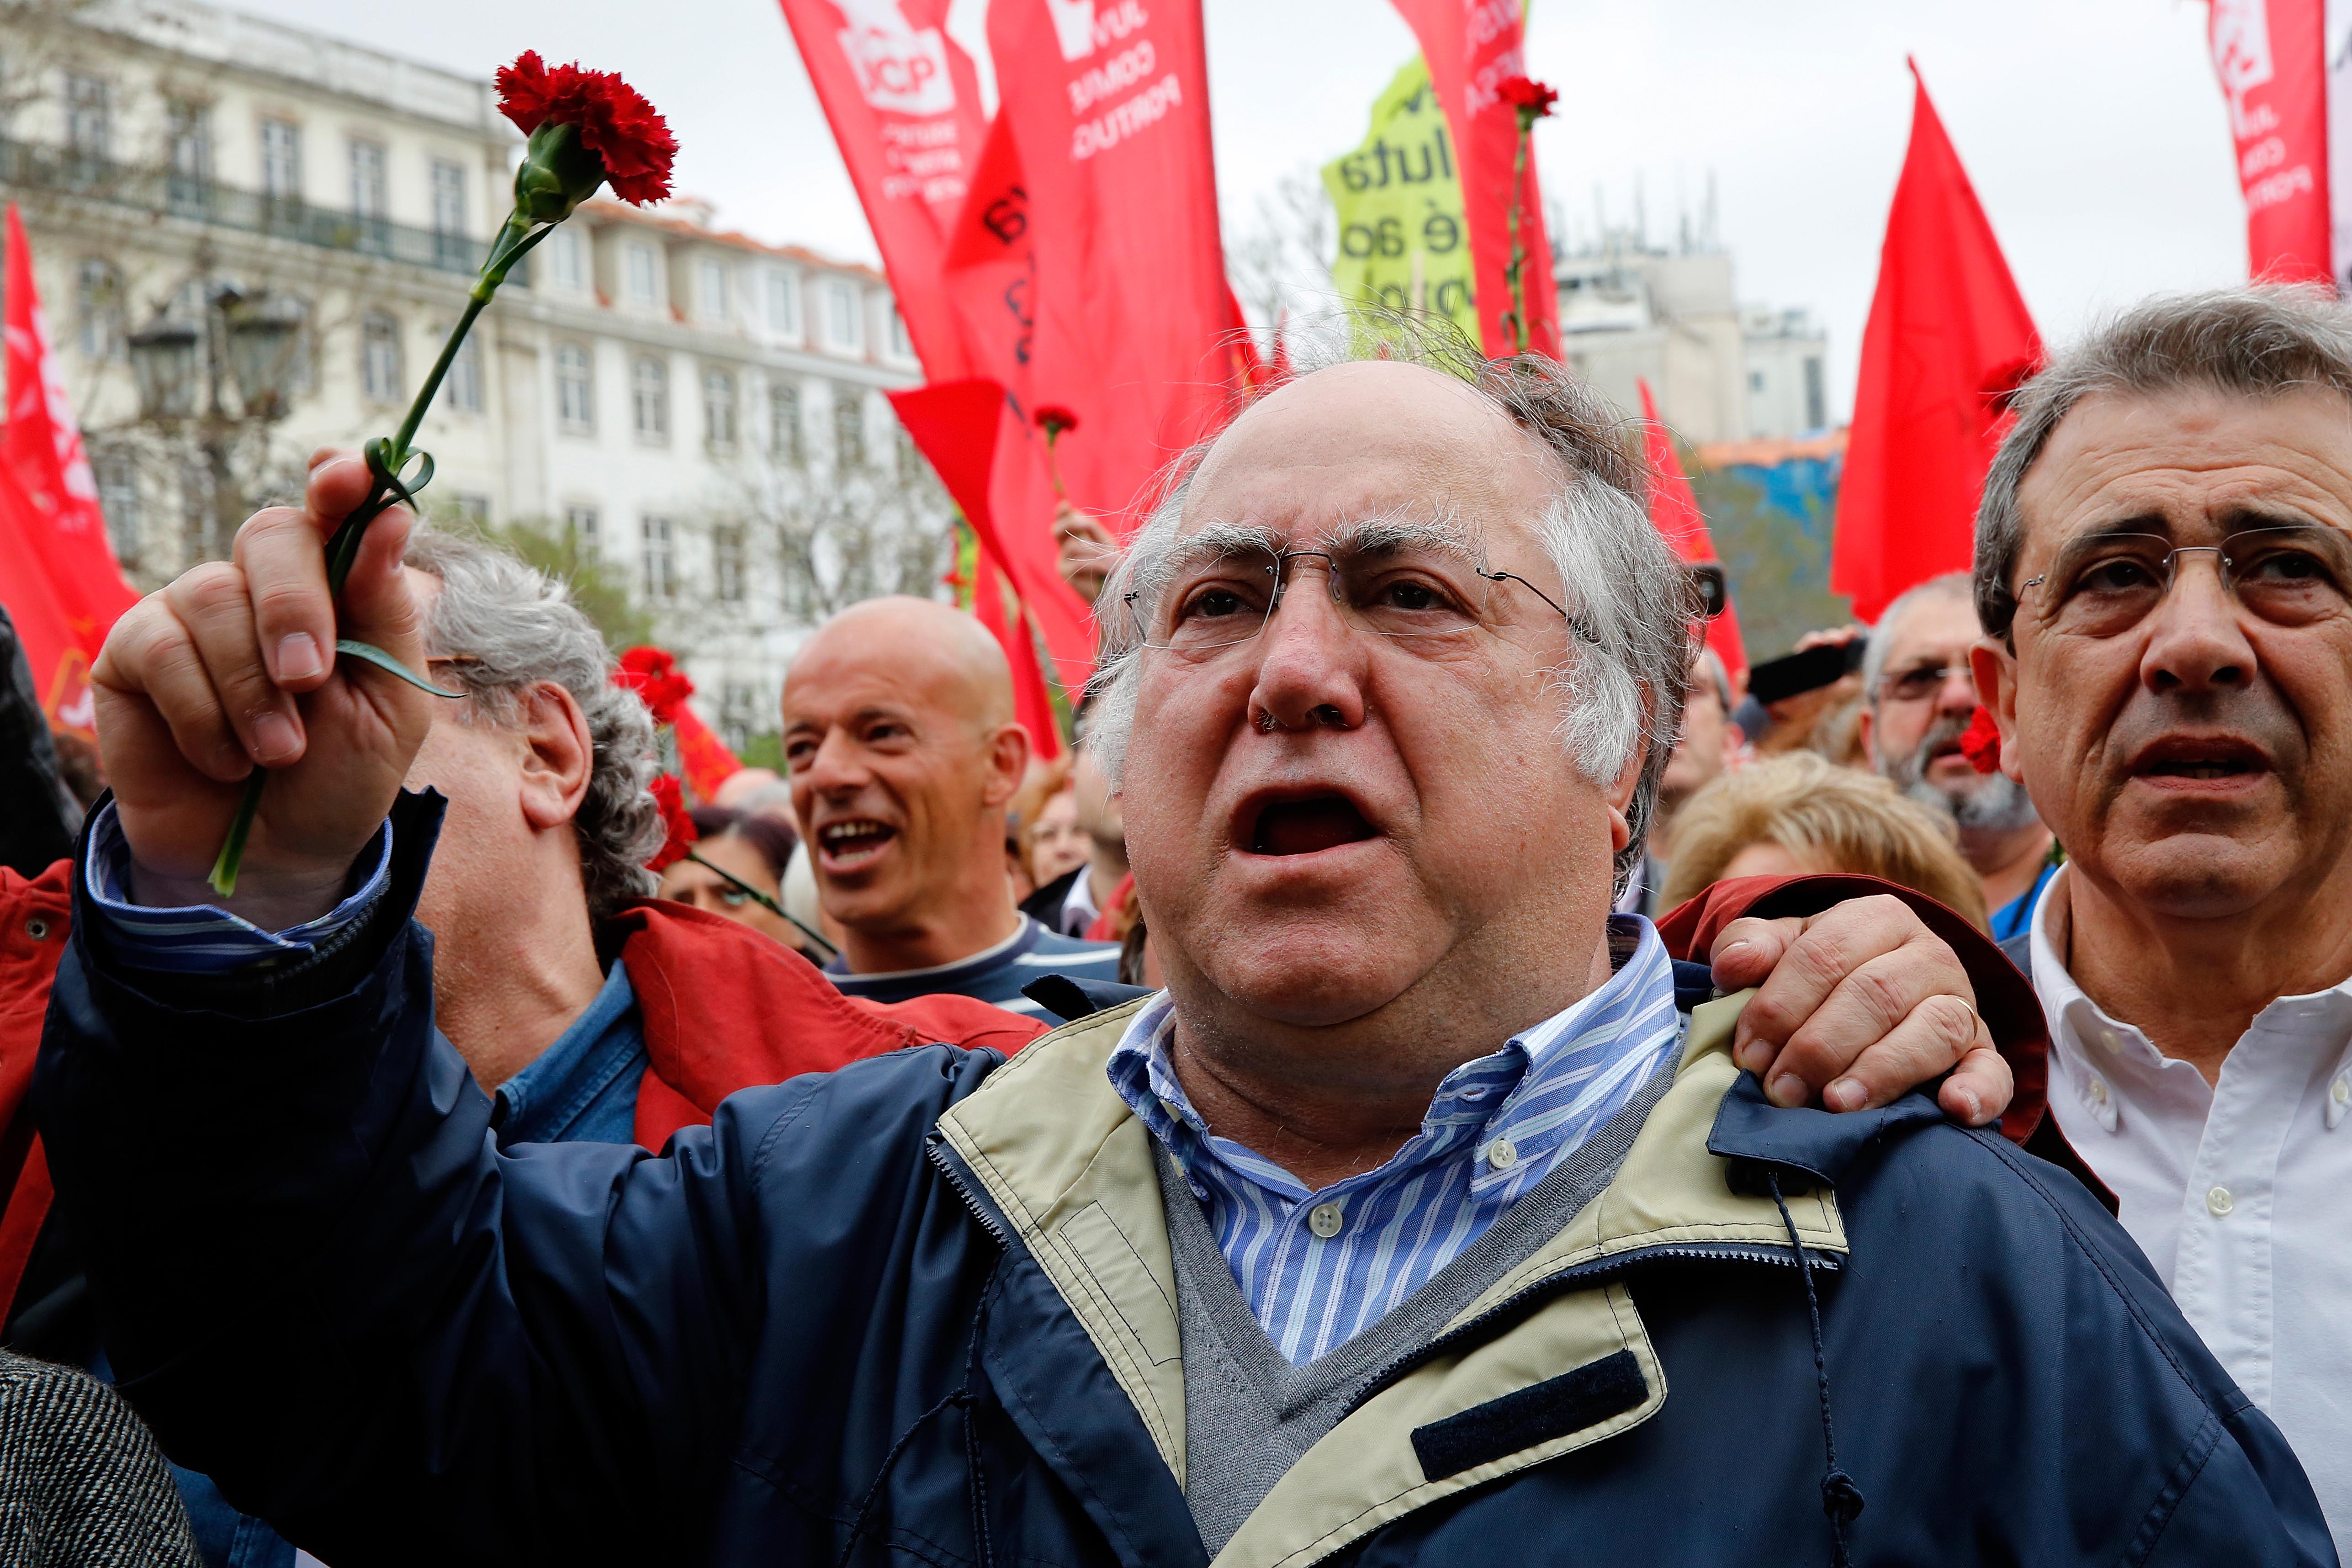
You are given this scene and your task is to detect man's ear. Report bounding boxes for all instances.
[980,721,1033,810]
[1968,638,2024,782]
[517,682,595,831]
[1602,745,1642,856]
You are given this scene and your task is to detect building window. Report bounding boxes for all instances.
[642,515,676,599]
[703,367,736,450]
[768,377,802,463]
[765,269,799,337]
[631,355,668,440]
[446,331,482,414]
[166,100,212,211]
[625,243,658,307]
[714,525,746,603]
[699,258,731,321]
[75,258,120,359]
[555,344,594,432]
[348,140,387,219]
[360,311,402,404]
[64,73,109,161]
[825,281,861,350]
[1748,370,1764,393]
[452,493,490,525]
[720,681,760,752]
[95,453,138,568]
[833,388,865,468]
[430,159,468,267]
[565,505,599,549]
[260,118,302,201]
[548,228,587,291]
[889,307,911,359]
[1803,356,1826,432]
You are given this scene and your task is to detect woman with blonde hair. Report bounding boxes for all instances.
[1659,751,1990,929]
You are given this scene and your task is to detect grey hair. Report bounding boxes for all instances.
[1861,571,1972,702]
[1977,284,2352,640]
[403,528,664,916]
[1087,314,1696,898]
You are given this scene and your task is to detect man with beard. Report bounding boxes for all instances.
[1859,573,2055,939]
[1973,286,2352,1554]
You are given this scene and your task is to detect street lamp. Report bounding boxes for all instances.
[125,281,302,563]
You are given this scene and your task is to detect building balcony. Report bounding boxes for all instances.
[0,137,517,281]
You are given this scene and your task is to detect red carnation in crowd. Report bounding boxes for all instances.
[497,50,678,205]
[645,773,698,873]
[1959,705,2005,774]
[1034,406,1080,440]
[615,645,695,728]
[1498,75,1560,121]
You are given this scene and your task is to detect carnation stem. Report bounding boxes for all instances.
[207,208,558,896]
[1502,119,1532,355]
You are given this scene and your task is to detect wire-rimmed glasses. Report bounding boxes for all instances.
[2018,524,2352,637]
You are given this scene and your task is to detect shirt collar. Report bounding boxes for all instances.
[823,916,1042,982]
[1107,915,1681,1203]
[2029,863,2352,1132]
[493,961,641,1144]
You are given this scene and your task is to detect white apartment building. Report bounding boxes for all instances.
[0,0,938,750]
[1554,238,1830,445]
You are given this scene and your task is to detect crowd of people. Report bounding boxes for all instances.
[0,285,2346,1565]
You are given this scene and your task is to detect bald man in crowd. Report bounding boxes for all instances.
[784,595,1122,1014]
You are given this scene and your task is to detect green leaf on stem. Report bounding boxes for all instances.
[335,639,465,697]
[206,769,269,897]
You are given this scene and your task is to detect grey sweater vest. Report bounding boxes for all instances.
[1157,1052,1678,1556]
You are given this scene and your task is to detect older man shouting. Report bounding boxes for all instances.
[36,340,2327,1567]
[1973,286,2352,1555]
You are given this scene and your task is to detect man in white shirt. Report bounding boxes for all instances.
[1971,285,2352,1554]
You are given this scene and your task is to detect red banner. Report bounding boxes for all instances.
[984,0,1248,537]
[1387,0,1559,357]
[1831,67,2041,624]
[0,204,135,736]
[1637,378,1746,683]
[773,0,988,376]
[2209,0,2332,284]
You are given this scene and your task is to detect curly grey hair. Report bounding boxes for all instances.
[403,528,663,916]
[1086,317,1697,899]
[1976,285,2352,641]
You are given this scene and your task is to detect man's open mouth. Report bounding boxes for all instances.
[2132,738,2269,784]
[1245,795,1379,857]
[816,819,898,869]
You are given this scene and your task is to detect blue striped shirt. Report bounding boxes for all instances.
[1107,915,1683,1363]
[81,802,392,970]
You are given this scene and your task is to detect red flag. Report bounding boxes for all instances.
[1637,378,1746,684]
[886,379,1078,754]
[2208,0,2332,284]
[1831,66,2041,624]
[1387,0,1560,357]
[672,703,745,802]
[772,0,988,376]
[984,0,1246,537]
[0,204,135,736]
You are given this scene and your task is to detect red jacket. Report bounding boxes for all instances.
[0,871,1049,1325]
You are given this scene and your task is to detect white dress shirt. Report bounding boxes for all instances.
[2029,865,2352,1554]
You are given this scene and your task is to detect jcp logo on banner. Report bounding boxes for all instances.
[833,0,956,115]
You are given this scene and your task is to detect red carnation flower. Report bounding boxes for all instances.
[646,773,698,873]
[614,645,695,728]
[1034,405,1080,440]
[1958,705,2005,775]
[1498,75,1560,120]
[497,50,677,206]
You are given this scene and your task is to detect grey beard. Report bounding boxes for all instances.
[1887,713,2044,838]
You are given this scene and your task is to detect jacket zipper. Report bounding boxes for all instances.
[925,1133,1013,1250]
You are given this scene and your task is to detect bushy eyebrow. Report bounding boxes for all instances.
[1159,509,1482,575]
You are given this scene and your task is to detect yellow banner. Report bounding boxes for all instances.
[1321,58,1477,339]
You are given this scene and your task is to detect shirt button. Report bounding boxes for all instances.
[2206,1186,2235,1218]
[1486,1137,1520,1171]
[2097,1028,2122,1054]
[1308,1202,1344,1239]
[2087,1078,2108,1106]
[2334,1077,2350,1107]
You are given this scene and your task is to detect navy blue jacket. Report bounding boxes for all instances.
[34,795,2335,1567]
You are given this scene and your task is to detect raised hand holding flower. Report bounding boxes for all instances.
[209,53,675,895]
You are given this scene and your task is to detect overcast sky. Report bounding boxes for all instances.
[232,0,2251,423]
